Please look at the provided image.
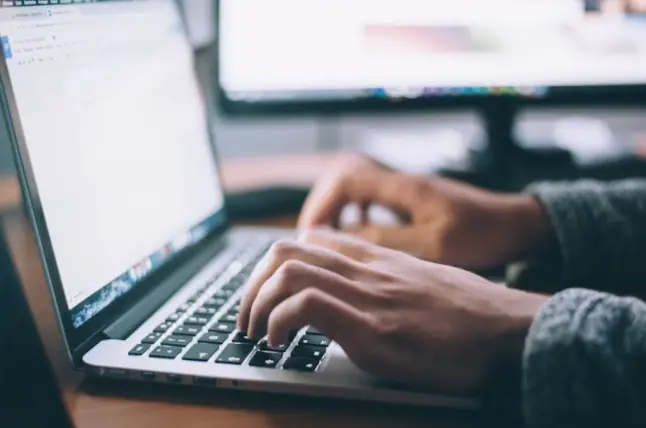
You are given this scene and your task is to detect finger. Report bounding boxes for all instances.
[298,228,379,262]
[266,287,368,351]
[344,225,425,258]
[238,240,363,333]
[247,260,371,339]
[298,169,415,230]
[297,173,350,230]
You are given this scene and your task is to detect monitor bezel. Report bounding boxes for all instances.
[0,0,230,364]
[215,0,646,117]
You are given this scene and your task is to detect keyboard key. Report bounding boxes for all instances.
[230,303,241,313]
[196,284,210,294]
[162,335,192,348]
[306,326,324,336]
[141,332,162,344]
[283,356,319,372]
[259,341,288,353]
[221,283,238,293]
[299,334,331,348]
[215,344,254,365]
[231,332,258,345]
[249,351,281,369]
[291,345,326,360]
[177,303,191,312]
[174,325,202,336]
[149,346,182,360]
[194,307,217,317]
[204,297,227,309]
[154,322,172,333]
[219,313,238,324]
[182,343,220,362]
[128,343,150,356]
[191,291,205,301]
[184,316,209,326]
[225,276,245,289]
[213,289,234,299]
[198,332,228,345]
[166,312,183,323]
[209,323,235,334]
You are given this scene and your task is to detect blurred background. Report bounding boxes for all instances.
[2,0,646,179]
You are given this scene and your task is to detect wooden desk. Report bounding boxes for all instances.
[1,155,483,428]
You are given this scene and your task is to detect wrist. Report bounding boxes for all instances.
[486,291,548,396]
[499,195,555,262]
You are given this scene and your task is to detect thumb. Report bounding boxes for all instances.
[343,225,425,258]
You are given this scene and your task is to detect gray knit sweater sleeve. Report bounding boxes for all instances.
[517,179,646,426]
[523,288,646,427]
[522,179,646,291]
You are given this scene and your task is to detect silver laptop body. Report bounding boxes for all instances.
[0,0,477,409]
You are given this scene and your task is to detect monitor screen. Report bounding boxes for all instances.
[219,0,646,104]
[0,0,226,328]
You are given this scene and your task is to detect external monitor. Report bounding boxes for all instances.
[217,0,646,188]
[218,0,646,113]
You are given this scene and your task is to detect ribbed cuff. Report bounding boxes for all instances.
[522,288,606,428]
[522,181,614,289]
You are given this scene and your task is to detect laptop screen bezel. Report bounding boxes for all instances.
[0,0,230,364]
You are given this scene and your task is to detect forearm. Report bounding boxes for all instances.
[511,179,646,293]
[523,288,646,428]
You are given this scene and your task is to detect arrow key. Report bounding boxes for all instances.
[283,356,319,372]
[182,343,220,362]
[149,345,182,360]
[249,351,281,369]
[215,344,254,365]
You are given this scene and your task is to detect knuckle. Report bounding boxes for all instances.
[329,175,348,195]
[371,314,402,340]
[410,176,432,200]
[274,259,306,289]
[297,288,323,313]
[299,229,322,245]
[361,227,385,246]
[268,240,297,260]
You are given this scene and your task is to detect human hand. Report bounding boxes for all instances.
[298,153,553,270]
[238,230,547,394]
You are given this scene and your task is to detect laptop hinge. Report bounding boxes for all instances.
[103,235,229,341]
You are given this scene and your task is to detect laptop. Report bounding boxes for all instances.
[0,0,477,409]
[0,226,75,428]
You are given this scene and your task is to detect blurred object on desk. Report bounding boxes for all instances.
[360,128,480,175]
[359,108,646,189]
[222,153,344,221]
[225,186,310,221]
[221,153,340,191]
[518,108,646,166]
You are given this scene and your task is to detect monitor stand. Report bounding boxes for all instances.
[441,100,646,192]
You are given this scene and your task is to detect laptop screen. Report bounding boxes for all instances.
[0,0,226,328]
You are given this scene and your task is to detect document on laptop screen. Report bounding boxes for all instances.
[0,1,225,326]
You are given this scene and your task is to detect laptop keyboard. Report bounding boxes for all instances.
[128,239,331,373]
